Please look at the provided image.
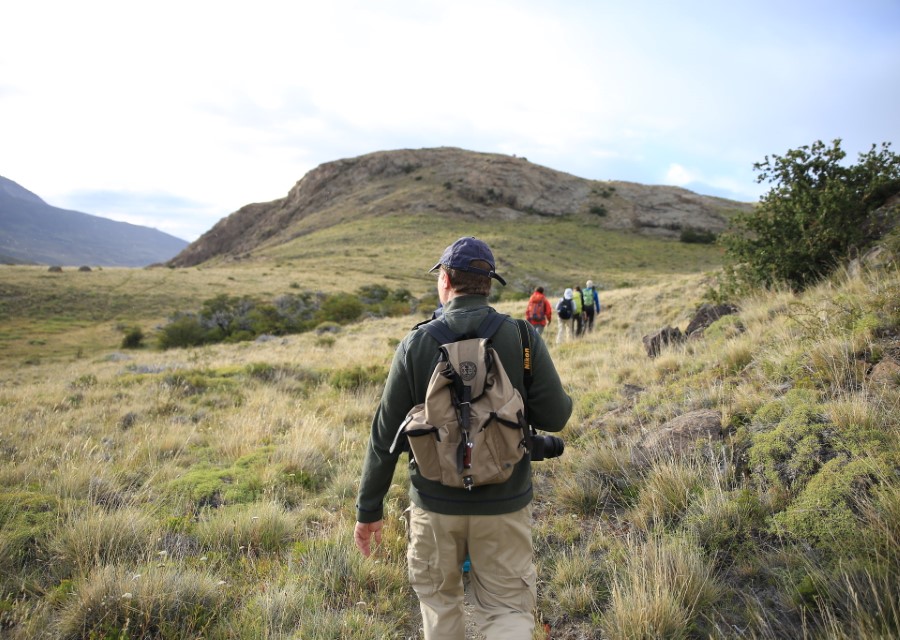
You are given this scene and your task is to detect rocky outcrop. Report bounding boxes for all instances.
[643,303,741,357]
[685,303,741,336]
[642,326,685,358]
[634,409,724,465]
[869,358,900,387]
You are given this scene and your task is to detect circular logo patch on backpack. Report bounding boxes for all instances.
[459,361,477,381]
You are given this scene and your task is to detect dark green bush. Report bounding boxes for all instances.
[590,204,608,216]
[317,296,364,324]
[680,227,717,244]
[121,326,145,349]
[158,314,211,349]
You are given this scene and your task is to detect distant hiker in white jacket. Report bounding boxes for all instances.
[556,288,575,344]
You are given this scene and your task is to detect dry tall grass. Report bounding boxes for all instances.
[1,262,898,638]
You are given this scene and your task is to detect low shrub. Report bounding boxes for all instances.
[772,456,891,555]
[158,285,416,349]
[601,536,719,640]
[680,227,717,244]
[54,565,225,640]
[195,502,297,555]
[50,507,158,577]
[329,364,388,390]
[121,325,145,349]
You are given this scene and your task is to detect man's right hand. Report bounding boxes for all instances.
[354,520,384,557]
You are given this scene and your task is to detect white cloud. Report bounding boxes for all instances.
[2,0,898,240]
[665,164,696,187]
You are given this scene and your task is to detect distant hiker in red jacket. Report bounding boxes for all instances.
[525,286,552,335]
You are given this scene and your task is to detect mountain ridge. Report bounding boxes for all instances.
[0,176,189,267]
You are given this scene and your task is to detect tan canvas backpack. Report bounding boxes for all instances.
[390,313,533,490]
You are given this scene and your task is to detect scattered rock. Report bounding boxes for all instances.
[634,409,723,465]
[642,326,684,357]
[869,358,900,387]
[47,265,63,273]
[622,383,645,399]
[119,412,139,430]
[685,303,739,336]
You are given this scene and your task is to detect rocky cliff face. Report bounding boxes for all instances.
[169,147,753,267]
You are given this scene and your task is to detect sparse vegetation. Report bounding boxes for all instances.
[1,152,899,638]
[155,286,415,349]
[1,255,897,638]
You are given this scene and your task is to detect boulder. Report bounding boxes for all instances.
[642,326,684,357]
[685,303,739,336]
[869,358,900,387]
[635,409,723,464]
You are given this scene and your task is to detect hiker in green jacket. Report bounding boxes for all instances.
[583,279,600,333]
[354,237,573,639]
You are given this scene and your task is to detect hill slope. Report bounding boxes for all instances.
[169,147,753,267]
[0,176,189,267]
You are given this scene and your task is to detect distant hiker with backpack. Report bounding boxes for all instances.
[525,286,552,335]
[354,237,573,639]
[583,280,600,333]
[572,285,585,337]
[556,288,575,344]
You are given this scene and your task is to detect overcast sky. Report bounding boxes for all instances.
[3,0,898,241]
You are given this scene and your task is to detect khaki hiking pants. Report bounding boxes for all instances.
[556,317,575,344]
[405,503,537,640]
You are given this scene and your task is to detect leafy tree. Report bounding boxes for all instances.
[720,139,900,291]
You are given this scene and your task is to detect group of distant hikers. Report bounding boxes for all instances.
[525,280,601,344]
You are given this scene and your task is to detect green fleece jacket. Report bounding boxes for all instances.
[356,295,573,523]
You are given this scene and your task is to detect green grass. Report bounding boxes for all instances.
[0,215,722,365]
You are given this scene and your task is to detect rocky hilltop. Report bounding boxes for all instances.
[169,147,753,267]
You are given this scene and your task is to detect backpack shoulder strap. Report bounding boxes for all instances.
[474,310,508,340]
[418,310,509,345]
[418,318,460,345]
[514,318,533,391]
[417,312,533,388]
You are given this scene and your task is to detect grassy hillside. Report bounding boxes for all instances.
[0,219,723,364]
[1,243,898,637]
[170,147,750,267]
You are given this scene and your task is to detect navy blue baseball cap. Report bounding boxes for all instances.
[429,236,507,285]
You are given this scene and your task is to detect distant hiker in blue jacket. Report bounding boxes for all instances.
[583,280,600,333]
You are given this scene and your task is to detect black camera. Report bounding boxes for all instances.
[530,434,564,461]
